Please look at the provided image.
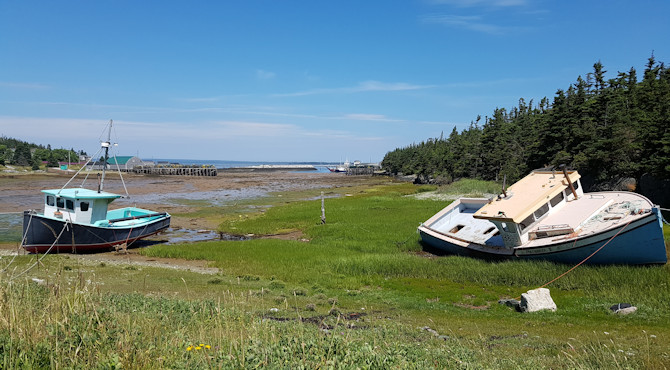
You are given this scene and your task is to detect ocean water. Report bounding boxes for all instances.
[147,159,339,173]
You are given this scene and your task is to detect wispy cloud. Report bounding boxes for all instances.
[428,0,527,8]
[275,80,435,97]
[342,113,402,122]
[0,81,50,89]
[256,69,276,80]
[422,14,507,34]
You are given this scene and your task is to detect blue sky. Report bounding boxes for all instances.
[1,0,669,162]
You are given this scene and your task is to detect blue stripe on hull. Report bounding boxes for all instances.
[419,213,667,265]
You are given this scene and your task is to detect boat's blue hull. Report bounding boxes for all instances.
[22,210,171,253]
[419,210,667,265]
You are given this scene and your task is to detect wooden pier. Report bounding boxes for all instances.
[129,167,217,176]
[346,167,379,176]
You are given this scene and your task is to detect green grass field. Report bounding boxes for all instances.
[1,179,669,368]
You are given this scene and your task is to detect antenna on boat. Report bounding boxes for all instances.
[501,174,508,198]
[99,119,112,193]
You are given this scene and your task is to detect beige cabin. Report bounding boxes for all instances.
[473,170,583,247]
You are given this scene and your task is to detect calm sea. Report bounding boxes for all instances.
[146,159,339,173]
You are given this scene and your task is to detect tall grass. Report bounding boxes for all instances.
[2,256,665,368]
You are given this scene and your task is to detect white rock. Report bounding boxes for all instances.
[519,288,557,313]
[615,306,637,315]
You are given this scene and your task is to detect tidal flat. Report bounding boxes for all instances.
[1,172,669,368]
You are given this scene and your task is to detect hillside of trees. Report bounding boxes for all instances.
[0,136,83,169]
[382,56,670,189]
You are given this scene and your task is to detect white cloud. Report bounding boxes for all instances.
[0,81,50,89]
[428,0,527,8]
[422,14,506,34]
[342,113,401,122]
[256,69,276,80]
[275,80,434,97]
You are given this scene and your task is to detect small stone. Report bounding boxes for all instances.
[269,307,279,313]
[615,306,637,315]
[31,278,46,286]
[498,298,521,311]
[519,288,557,313]
[609,303,632,312]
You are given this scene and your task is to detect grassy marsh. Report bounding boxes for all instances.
[1,179,669,368]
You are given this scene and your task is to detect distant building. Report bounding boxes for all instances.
[107,156,144,170]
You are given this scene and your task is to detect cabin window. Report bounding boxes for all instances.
[485,226,496,234]
[501,222,510,233]
[46,195,55,206]
[533,202,550,219]
[80,202,89,212]
[66,199,74,211]
[519,214,535,232]
[56,197,64,208]
[572,181,579,190]
[550,192,564,207]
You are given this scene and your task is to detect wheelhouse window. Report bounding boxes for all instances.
[550,192,564,207]
[519,214,535,232]
[66,199,74,211]
[80,202,89,212]
[572,181,579,190]
[46,195,55,206]
[533,202,550,220]
[56,197,64,208]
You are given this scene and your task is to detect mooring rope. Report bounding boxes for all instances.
[8,220,70,282]
[1,211,34,273]
[528,218,634,295]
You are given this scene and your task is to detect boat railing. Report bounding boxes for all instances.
[107,212,168,224]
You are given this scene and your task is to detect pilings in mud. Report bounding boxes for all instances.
[129,167,217,176]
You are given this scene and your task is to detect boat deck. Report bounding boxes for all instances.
[423,198,502,245]
[523,192,653,248]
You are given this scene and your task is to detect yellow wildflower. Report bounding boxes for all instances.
[205,345,211,349]
[195,346,202,350]
[186,346,193,351]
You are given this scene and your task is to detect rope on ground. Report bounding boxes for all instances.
[514,218,634,300]
[8,220,70,282]
[535,218,634,291]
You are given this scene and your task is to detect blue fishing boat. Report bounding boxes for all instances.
[22,121,170,253]
[418,169,667,265]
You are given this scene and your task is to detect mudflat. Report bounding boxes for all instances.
[0,170,390,228]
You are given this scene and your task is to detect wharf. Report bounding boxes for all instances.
[128,167,217,176]
[220,165,317,172]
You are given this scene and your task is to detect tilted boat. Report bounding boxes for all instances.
[22,121,170,253]
[418,169,667,265]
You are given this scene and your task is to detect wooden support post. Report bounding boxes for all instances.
[320,191,326,224]
[562,165,578,199]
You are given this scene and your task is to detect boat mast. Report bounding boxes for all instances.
[99,119,112,193]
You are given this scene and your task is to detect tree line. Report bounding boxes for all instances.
[0,136,84,170]
[382,56,670,186]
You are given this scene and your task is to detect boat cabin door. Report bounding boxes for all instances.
[493,221,522,248]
